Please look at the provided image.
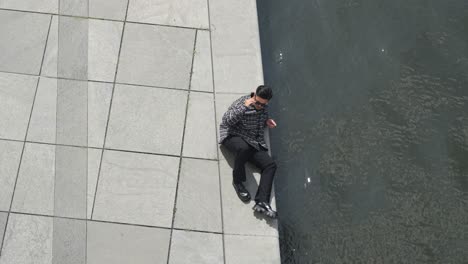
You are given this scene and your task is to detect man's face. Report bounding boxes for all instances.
[253,95,269,110]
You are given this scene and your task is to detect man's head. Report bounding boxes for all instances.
[252,85,273,110]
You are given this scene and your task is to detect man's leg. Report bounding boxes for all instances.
[222,136,255,183]
[249,150,277,203]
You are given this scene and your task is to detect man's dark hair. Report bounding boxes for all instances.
[256,85,273,100]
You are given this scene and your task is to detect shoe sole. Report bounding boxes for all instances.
[252,204,277,219]
[237,194,251,202]
[232,183,251,202]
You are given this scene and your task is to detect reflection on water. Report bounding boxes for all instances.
[257,0,468,263]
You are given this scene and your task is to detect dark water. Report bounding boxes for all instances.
[256,0,468,263]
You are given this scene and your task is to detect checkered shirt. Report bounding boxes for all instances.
[219,94,269,151]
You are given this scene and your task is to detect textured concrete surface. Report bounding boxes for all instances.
[0,0,280,263]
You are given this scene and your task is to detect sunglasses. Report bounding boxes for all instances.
[254,96,267,107]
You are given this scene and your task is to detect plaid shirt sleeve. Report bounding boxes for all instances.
[264,108,270,128]
[222,97,249,126]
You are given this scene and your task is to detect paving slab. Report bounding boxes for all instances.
[219,158,278,236]
[127,0,209,29]
[224,234,281,264]
[182,92,218,159]
[0,72,38,141]
[1,0,127,20]
[11,143,102,219]
[88,19,123,81]
[0,10,50,75]
[27,77,112,148]
[41,16,123,82]
[116,23,195,89]
[87,221,171,264]
[89,0,128,20]
[0,213,53,264]
[0,0,58,14]
[191,30,214,93]
[0,212,7,246]
[174,158,222,233]
[0,141,23,211]
[169,230,223,264]
[92,150,180,227]
[106,84,187,155]
[209,0,264,93]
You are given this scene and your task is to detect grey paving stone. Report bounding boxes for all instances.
[116,23,195,89]
[0,72,38,141]
[182,92,217,159]
[169,230,223,264]
[27,77,112,148]
[0,212,7,243]
[0,0,57,13]
[127,0,209,29]
[0,213,53,264]
[52,16,89,80]
[0,0,58,14]
[1,0,126,20]
[87,221,171,264]
[209,0,264,93]
[89,0,128,20]
[92,150,179,227]
[52,218,87,263]
[0,10,50,75]
[106,84,188,156]
[11,143,102,219]
[191,30,213,92]
[58,0,89,16]
[87,82,113,148]
[0,141,23,211]
[224,234,280,264]
[42,16,123,82]
[174,158,222,233]
[219,158,278,236]
[88,19,123,81]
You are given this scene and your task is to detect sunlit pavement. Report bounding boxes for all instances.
[0,0,279,263]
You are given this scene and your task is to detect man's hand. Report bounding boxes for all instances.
[244,97,256,107]
[266,119,277,128]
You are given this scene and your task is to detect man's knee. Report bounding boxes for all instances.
[223,137,251,155]
[235,145,253,162]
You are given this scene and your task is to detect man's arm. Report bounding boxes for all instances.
[264,109,277,128]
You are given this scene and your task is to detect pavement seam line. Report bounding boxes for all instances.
[90,0,130,220]
[0,24,51,256]
[166,28,198,264]
[0,70,219,94]
[0,7,210,31]
[2,211,274,237]
[206,0,227,263]
[0,138,220,161]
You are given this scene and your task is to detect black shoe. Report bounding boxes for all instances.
[232,182,251,202]
[253,202,277,219]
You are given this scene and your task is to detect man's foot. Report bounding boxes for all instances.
[253,202,277,219]
[232,182,251,202]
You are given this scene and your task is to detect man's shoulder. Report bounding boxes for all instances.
[237,94,250,101]
[231,94,250,106]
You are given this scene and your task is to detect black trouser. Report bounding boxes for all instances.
[222,136,277,203]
